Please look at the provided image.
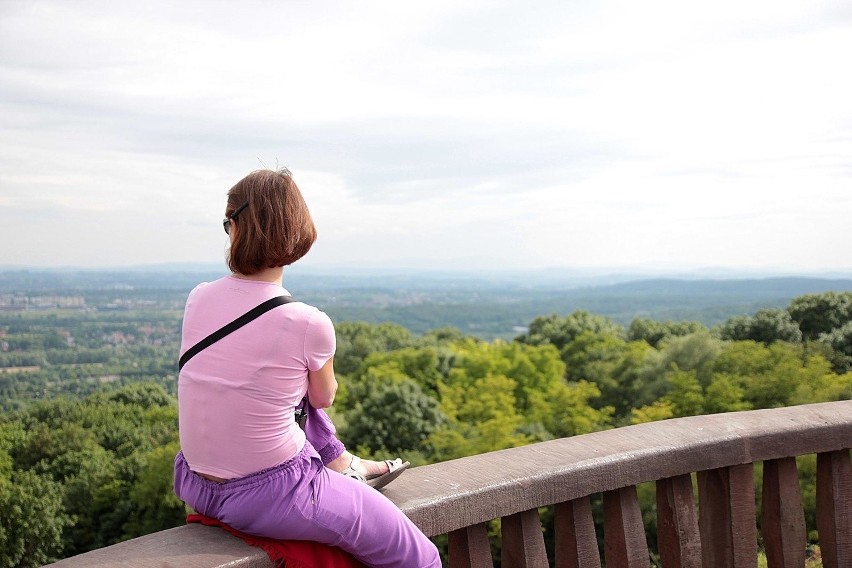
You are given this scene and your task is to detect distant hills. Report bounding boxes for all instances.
[2,267,850,339]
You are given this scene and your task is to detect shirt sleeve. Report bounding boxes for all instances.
[304,310,336,372]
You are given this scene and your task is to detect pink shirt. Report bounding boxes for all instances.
[178,275,335,479]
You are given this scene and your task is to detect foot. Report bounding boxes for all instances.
[326,451,389,477]
[329,452,410,489]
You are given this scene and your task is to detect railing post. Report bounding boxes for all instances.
[697,464,757,568]
[448,522,494,568]
[603,485,649,567]
[816,450,852,568]
[762,457,806,567]
[555,497,601,568]
[501,508,548,568]
[656,474,701,568]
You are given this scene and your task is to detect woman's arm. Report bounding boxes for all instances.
[307,357,338,408]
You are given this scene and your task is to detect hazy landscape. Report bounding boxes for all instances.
[2,265,850,565]
[3,265,851,339]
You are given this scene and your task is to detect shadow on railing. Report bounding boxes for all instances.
[47,400,852,568]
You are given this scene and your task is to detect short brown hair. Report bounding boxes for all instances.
[225,169,317,275]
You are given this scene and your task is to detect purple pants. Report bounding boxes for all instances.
[173,405,440,568]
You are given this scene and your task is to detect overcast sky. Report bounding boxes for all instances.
[1,0,851,274]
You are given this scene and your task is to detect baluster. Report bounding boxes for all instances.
[501,508,548,568]
[816,450,852,568]
[656,474,701,568]
[603,485,650,567]
[697,464,757,568]
[448,522,494,568]
[762,458,805,567]
[555,496,601,568]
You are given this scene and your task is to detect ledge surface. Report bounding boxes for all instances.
[44,400,852,567]
[45,524,272,568]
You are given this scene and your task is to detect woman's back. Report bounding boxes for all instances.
[178,275,335,479]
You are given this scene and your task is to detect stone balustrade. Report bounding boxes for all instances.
[47,400,852,567]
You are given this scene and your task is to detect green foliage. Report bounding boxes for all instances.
[713,341,831,409]
[528,379,612,438]
[341,378,447,456]
[560,332,659,419]
[430,373,530,460]
[628,318,707,348]
[653,331,722,387]
[630,400,674,424]
[794,371,852,404]
[718,308,802,344]
[1,285,851,563]
[788,291,852,340]
[703,373,752,414]
[664,368,705,417]
[818,321,852,373]
[334,321,415,376]
[0,383,181,562]
[0,470,70,568]
[357,347,444,395]
[517,310,623,350]
[123,441,185,538]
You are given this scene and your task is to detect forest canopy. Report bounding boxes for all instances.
[1,290,850,566]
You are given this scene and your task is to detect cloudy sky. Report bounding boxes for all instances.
[1,0,851,273]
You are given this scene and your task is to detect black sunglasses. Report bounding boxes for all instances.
[223,202,249,235]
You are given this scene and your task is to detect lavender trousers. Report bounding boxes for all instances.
[173,404,441,568]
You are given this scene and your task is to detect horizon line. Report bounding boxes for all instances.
[2,262,852,279]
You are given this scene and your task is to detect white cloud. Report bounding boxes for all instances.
[1,0,851,271]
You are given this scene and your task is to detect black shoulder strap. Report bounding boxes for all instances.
[178,295,296,371]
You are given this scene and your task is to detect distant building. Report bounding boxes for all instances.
[0,295,86,310]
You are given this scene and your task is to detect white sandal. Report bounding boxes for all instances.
[340,456,411,490]
[340,455,368,483]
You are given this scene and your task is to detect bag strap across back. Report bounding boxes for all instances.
[178,295,295,371]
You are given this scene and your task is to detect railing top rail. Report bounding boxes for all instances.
[383,400,852,536]
[46,401,852,566]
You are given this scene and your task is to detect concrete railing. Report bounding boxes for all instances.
[48,400,852,567]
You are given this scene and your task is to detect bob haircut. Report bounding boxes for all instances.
[225,169,317,275]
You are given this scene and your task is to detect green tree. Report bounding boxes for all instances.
[517,311,623,351]
[630,400,674,424]
[0,470,70,568]
[342,377,447,456]
[430,373,530,460]
[703,373,751,414]
[334,322,415,375]
[663,368,704,417]
[819,321,852,373]
[123,441,186,538]
[788,291,852,340]
[792,371,852,405]
[356,347,443,395]
[58,444,125,556]
[628,318,706,348]
[527,379,612,438]
[0,383,180,559]
[559,331,657,418]
[653,332,722,388]
[95,382,174,409]
[713,341,831,409]
[718,308,802,344]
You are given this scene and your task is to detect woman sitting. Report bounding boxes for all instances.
[173,168,440,567]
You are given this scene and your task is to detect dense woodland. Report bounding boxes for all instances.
[1,286,851,567]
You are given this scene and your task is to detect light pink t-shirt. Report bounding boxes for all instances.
[178,275,335,479]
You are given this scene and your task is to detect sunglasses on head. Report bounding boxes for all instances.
[223,202,249,235]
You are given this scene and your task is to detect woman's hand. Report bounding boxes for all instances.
[307,357,338,408]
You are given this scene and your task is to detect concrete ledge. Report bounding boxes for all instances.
[44,400,852,567]
[45,524,273,568]
[385,400,852,535]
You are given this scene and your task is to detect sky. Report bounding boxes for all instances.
[1,0,851,274]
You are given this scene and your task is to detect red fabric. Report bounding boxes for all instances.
[187,514,366,568]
